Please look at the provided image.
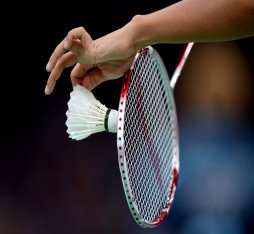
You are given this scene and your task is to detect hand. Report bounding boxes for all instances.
[45,27,136,95]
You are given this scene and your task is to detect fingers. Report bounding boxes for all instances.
[79,68,107,91]
[70,63,91,88]
[70,64,105,91]
[64,27,92,49]
[45,52,78,95]
[45,27,94,95]
[46,27,89,72]
[46,38,66,72]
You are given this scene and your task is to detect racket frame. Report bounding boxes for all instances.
[117,46,180,228]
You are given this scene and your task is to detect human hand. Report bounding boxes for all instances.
[45,27,136,95]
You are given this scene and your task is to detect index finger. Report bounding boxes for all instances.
[46,27,92,72]
[46,38,67,72]
[45,52,77,95]
[64,27,92,50]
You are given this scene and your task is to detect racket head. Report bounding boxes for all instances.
[117,46,180,228]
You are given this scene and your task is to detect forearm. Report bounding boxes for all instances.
[126,0,254,49]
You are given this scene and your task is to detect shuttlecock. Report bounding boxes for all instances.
[66,85,118,140]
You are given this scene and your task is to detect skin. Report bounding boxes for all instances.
[45,0,254,95]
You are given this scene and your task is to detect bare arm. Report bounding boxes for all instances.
[129,0,254,48]
[45,0,254,94]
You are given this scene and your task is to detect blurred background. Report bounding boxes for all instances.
[1,1,253,233]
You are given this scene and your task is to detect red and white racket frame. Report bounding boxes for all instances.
[116,46,180,228]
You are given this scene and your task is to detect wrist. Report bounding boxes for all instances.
[128,14,152,50]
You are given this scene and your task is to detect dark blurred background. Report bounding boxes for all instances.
[1,1,253,233]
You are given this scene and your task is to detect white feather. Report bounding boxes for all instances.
[66,85,118,140]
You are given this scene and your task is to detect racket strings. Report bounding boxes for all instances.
[123,52,177,222]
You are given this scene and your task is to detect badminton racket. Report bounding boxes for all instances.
[65,42,194,228]
[116,42,194,228]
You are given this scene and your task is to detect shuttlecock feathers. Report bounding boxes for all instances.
[66,85,118,140]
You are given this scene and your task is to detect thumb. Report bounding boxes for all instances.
[80,68,108,90]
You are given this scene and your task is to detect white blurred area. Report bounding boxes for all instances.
[171,42,254,234]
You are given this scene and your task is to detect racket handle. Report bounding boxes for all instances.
[170,42,194,89]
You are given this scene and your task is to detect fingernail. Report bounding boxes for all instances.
[46,61,51,71]
[64,40,68,48]
[45,85,50,95]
